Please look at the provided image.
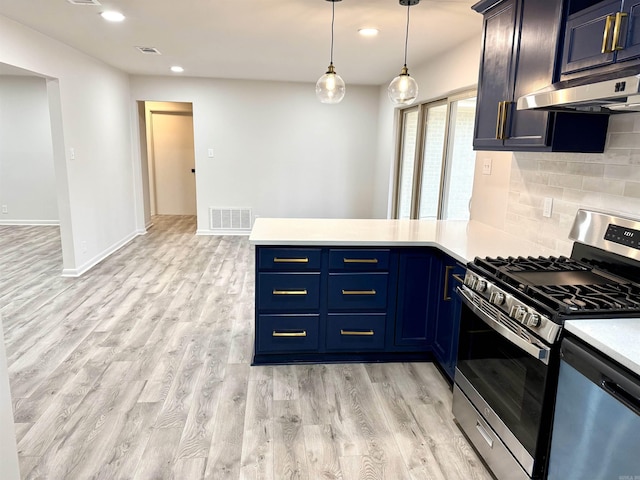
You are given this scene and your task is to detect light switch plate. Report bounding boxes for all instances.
[482,158,492,175]
[207,148,214,158]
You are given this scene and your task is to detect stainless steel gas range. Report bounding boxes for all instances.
[452,209,640,480]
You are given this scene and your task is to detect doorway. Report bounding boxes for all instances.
[144,102,196,217]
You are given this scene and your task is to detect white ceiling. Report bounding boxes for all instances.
[0,0,481,85]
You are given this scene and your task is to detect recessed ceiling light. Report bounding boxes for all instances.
[100,11,125,22]
[170,66,184,73]
[358,28,379,37]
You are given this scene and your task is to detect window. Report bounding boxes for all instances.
[393,91,477,220]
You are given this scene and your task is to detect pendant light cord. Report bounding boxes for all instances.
[330,0,335,65]
[403,4,411,67]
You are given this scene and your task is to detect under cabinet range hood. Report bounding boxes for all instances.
[517,70,640,113]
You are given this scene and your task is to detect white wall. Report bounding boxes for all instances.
[373,36,482,218]
[0,76,58,225]
[0,15,141,276]
[130,76,380,231]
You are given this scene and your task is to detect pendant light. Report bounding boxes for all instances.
[388,0,420,106]
[316,0,346,104]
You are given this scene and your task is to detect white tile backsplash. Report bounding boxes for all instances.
[505,113,640,255]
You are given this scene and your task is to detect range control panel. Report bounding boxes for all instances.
[605,224,640,249]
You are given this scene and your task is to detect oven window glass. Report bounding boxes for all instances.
[456,302,549,457]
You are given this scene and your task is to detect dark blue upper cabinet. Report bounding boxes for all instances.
[472,0,608,153]
[473,0,518,150]
[562,0,640,75]
[614,1,640,61]
[562,0,619,74]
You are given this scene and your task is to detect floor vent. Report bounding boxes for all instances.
[67,0,101,5]
[209,208,252,234]
[135,46,162,55]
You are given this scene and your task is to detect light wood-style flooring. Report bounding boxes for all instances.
[0,216,492,480]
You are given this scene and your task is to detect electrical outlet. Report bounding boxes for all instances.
[70,147,75,161]
[482,158,492,175]
[81,241,87,253]
[1,205,7,214]
[543,197,553,218]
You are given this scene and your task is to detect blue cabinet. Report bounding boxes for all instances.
[473,0,609,153]
[433,256,466,382]
[394,250,438,347]
[562,0,640,75]
[254,246,463,367]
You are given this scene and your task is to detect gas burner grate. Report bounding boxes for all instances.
[534,283,640,312]
[476,255,590,274]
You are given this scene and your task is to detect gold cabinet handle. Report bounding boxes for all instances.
[272,330,307,337]
[500,101,510,140]
[273,257,309,263]
[452,273,466,284]
[343,258,379,264]
[341,289,376,295]
[272,289,308,295]
[602,14,615,53]
[495,101,504,140]
[612,12,628,51]
[340,329,375,336]
[443,265,455,301]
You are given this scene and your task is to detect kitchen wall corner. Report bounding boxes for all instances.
[470,150,513,231]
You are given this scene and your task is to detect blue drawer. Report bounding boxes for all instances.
[329,249,390,271]
[328,273,388,311]
[257,315,320,353]
[326,314,386,351]
[258,273,320,311]
[258,248,322,271]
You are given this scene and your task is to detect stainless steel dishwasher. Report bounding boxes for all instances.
[547,336,640,480]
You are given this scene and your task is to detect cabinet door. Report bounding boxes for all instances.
[504,0,561,148]
[433,260,465,381]
[616,0,640,61]
[562,0,619,74]
[473,0,518,149]
[394,251,437,347]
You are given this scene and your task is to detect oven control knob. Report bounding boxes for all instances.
[477,280,488,292]
[525,313,541,327]
[465,275,477,289]
[490,292,506,305]
[510,305,526,321]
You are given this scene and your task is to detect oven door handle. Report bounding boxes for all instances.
[457,286,551,365]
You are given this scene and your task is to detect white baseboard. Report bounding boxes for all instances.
[61,231,142,277]
[196,228,251,236]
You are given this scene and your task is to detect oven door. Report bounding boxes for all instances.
[454,285,552,477]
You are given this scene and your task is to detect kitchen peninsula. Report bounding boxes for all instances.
[249,218,556,370]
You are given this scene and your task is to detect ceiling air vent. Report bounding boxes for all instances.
[66,0,101,5]
[136,46,162,55]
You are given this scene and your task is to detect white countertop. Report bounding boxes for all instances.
[249,218,558,264]
[565,319,640,377]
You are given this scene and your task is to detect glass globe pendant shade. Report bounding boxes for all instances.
[388,66,418,106]
[316,64,346,104]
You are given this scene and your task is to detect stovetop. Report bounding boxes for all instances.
[469,255,640,318]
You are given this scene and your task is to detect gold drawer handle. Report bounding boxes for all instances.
[272,289,308,295]
[343,258,379,264]
[341,289,376,295]
[340,329,375,336]
[602,14,615,53]
[612,12,628,51]
[272,330,307,337]
[273,257,309,263]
